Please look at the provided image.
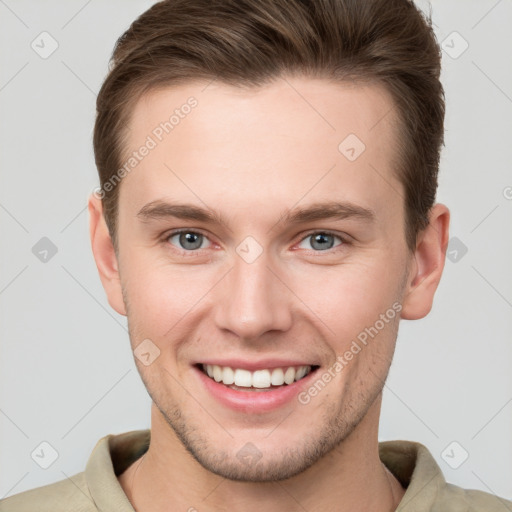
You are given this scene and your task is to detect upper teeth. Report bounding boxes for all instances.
[202,364,312,388]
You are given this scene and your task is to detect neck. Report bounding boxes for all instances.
[119,398,405,512]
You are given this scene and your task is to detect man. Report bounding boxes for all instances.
[1,0,510,510]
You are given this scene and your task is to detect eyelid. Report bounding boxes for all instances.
[294,229,350,252]
[162,228,350,255]
[162,228,214,255]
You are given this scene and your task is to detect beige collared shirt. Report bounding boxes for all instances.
[1,429,510,511]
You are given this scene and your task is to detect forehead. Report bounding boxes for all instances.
[120,76,403,230]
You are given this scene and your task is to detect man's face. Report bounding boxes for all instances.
[113,77,413,481]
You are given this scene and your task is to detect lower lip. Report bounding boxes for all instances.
[194,365,318,413]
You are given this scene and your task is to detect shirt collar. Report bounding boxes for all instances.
[379,440,446,511]
[85,429,445,511]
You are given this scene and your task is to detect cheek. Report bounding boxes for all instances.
[290,257,402,331]
[122,243,405,344]
[123,256,215,333]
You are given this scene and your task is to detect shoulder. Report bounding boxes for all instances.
[380,440,512,511]
[0,471,96,512]
[435,482,512,512]
[0,429,148,512]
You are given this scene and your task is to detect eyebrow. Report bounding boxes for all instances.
[136,199,376,229]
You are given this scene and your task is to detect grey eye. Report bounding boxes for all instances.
[168,231,209,251]
[298,232,343,251]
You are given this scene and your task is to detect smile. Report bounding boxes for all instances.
[199,364,317,391]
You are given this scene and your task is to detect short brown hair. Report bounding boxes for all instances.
[93,0,444,252]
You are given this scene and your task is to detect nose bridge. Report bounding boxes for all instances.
[214,242,292,339]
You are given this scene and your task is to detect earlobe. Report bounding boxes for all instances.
[401,203,450,320]
[88,194,127,316]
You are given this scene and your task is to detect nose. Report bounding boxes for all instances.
[213,247,293,341]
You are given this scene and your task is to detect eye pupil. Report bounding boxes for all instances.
[180,232,203,250]
[169,231,342,254]
[311,233,335,251]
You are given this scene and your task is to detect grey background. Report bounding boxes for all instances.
[1,0,511,501]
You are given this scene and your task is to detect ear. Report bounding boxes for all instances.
[401,203,450,320]
[88,193,127,316]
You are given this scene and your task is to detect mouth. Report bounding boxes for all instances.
[196,363,320,392]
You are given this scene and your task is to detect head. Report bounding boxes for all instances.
[89,0,449,482]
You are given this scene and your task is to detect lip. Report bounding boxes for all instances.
[193,358,319,372]
[193,364,320,413]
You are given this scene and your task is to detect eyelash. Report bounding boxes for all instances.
[161,229,350,257]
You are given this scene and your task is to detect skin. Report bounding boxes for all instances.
[88,76,449,512]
